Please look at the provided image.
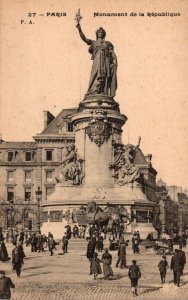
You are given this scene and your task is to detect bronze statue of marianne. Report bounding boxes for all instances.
[76,15,117,97]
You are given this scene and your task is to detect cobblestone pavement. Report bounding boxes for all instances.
[2,243,188,300]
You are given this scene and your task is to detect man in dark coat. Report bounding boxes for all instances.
[31,233,37,252]
[12,246,24,278]
[0,241,10,262]
[65,226,72,240]
[48,236,55,256]
[97,233,104,252]
[0,270,15,299]
[178,245,186,275]
[128,260,141,296]
[0,228,4,242]
[86,237,96,260]
[19,230,25,243]
[170,249,181,286]
[116,240,128,268]
[62,234,68,254]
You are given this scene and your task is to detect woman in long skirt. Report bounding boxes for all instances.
[90,252,102,279]
[102,248,113,280]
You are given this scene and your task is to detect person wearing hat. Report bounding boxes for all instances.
[102,248,113,280]
[0,270,15,299]
[128,260,141,297]
[116,239,128,269]
[170,249,181,286]
[158,255,168,284]
[177,245,186,275]
[12,246,24,278]
[86,237,96,260]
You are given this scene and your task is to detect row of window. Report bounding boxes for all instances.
[7,170,54,182]
[6,150,56,162]
[7,186,54,202]
[7,151,36,162]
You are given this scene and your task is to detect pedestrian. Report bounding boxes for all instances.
[31,233,37,252]
[12,246,24,278]
[136,231,141,244]
[13,231,19,245]
[158,255,168,284]
[116,240,128,269]
[128,260,141,297]
[65,225,72,240]
[0,228,4,242]
[102,248,113,280]
[62,234,68,254]
[97,233,104,252]
[48,236,55,256]
[118,223,124,240]
[90,252,102,280]
[132,236,140,254]
[0,241,10,262]
[79,225,85,239]
[0,270,15,299]
[178,245,186,275]
[19,229,25,244]
[170,249,181,287]
[25,232,29,246]
[17,241,26,259]
[109,233,115,250]
[73,225,79,238]
[37,232,44,253]
[86,237,96,260]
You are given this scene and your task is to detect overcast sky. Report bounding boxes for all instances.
[0,0,188,188]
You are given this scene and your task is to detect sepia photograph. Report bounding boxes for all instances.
[0,0,188,299]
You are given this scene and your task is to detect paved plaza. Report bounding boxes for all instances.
[1,242,188,300]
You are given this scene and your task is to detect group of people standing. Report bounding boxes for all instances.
[86,234,142,296]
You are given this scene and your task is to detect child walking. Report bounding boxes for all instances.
[128,260,141,297]
[158,255,168,284]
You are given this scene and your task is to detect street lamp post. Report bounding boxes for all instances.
[161,192,168,236]
[179,205,183,237]
[22,198,30,230]
[35,187,42,233]
[156,190,168,237]
[8,199,14,243]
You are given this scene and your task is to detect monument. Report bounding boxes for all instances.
[41,10,157,239]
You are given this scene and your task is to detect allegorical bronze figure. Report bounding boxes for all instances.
[75,10,117,97]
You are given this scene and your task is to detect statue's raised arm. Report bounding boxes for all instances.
[76,23,93,45]
[75,10,117,97]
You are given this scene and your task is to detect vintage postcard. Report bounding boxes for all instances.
[0,0,188,299]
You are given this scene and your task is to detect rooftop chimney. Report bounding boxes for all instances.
[43,111,55,129]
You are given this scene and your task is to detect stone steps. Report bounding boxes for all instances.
[68,238,109,251]
[67,238,147,254]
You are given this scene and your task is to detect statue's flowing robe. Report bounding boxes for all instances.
[86,40,117,97]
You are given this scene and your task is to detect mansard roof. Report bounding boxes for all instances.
[41,108,78,135]
[0,141,37,149]
[133,147,157,175]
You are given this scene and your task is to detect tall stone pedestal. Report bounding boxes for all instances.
[41,94,157,239]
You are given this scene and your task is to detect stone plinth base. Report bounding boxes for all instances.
[40,183,157,240]
[44,183,149,205]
